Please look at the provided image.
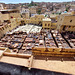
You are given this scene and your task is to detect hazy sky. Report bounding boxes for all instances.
[0,0,74,4]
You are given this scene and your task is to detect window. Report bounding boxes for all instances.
[9,25,11,27]
[11,16,13,18]
[48,24,50,26]
[45,24,47,26]
[69,26,71,28]
[2,27,4,30]
[70,20,72,22]
[63,26,66,30]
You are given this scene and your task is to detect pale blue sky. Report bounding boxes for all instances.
[0,0,74,4]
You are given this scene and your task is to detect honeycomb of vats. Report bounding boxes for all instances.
[0,28,75,57]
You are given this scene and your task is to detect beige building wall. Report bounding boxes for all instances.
[57,15,66,30]
[0,23,11,39]
[16,18,21,26]
[0,14,10,22]
[0,9,21,22]
[42,21,51,29]
[71,11,75,15]
[24,15,45,25]
[42,18,57,29]
[57,14,75,32]
[29,7,37,14]
[42,18,52,29]
[0,18,21,39]
[9,13,21,19]
[0,9,21,39]
[0,26,5,38]
[25,19,30,24]
[51,23,57,29]
[22,12,29,19]
[62,16,75,26]
[0,12,20,22]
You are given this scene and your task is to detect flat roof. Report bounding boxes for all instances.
[0,9,19,12]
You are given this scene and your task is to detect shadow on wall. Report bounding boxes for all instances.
[0,62,71,75]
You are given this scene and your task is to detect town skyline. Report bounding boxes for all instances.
[0,0,74,4]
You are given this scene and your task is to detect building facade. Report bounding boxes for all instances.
[24,15,45,25]
[42,18,51,29]
[57,12,75,32]
[42,18,57,29]
[0,9,21,22]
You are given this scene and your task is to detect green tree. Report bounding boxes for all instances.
[28,2,37,7]
[66,7,69,12]
[31,0,34,6]
[66,6,70,12]
[45,15,47,17]
[37,9,41,14]
[34,4,37,6]
[59,12,61,15]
